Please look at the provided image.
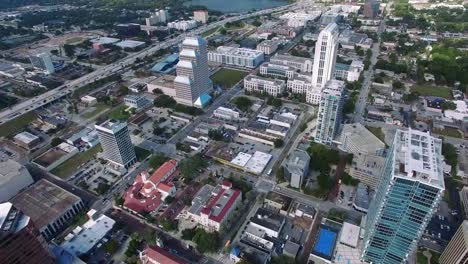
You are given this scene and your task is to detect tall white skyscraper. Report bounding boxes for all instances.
[95,119,136,169]
[29,52,55,74]
[361,129,444,264]
[314,80,345,145]
[174,36,212,108]
[307,23,339,104]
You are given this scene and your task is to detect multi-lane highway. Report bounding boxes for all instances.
[0,3,296,124]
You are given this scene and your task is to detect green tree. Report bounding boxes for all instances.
[154,95,177,108]
[307,143,339,173]
[442,143,458,176]
[274,138,284,148]
[149,153,168,169]
[159,217,177,231]
[232,96,253,112]
[181,227,197,240]
[105,240,119,254]
[114,195,124,206]
[192,229,220,253]
[51,137,63,147]
[276,167,285,183]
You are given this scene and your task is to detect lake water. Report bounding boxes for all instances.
[185,0,288,13]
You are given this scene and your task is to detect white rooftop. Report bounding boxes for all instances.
[339,222,360,248]
[14,131,39,144]
[444,100,468,121]
[115,40,145,48]
[177,60,193,69]
[174,76,191,85]
[179,49,197,58]
[61,211,115,256]
[91,37,120,45]
[183,37,203,47]
[394,129,444,189]
[231,152,252,167]
[244,151,272,175]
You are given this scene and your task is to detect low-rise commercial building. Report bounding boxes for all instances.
[11,179,85,240]
[80,95,98,106]
[334,60,364,82]
[213,105,242,121]
[244,75,285,96]
[264,191,293,215]
[259,63,295,79]
[187,181,241,232]
[208,46,264,68]
[270,54,313,73]
[124,95,152,110]
[13,131,40,150]
[256,40,280,55]
[279,11,321,28]
[140,245,187,264]
[287,74,313,94]
[339,30,373,50]
[0,158,34,202]
[33,143,79,171]
[61,210,115,256]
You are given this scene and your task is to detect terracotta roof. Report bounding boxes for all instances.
[157,182,174,193]
[142,245,187,264]
[149,160,178,184]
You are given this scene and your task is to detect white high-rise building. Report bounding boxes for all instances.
[29,52,55,74]
[95,119,136,169]
[145,9,169,26]
[174,37,212,107]
[314,80,345,146]
[307,23,339,104]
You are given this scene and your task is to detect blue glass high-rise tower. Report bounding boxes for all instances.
[361,129,445,264]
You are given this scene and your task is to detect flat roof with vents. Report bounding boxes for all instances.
[393,129,444,189]
[10,179,82,230]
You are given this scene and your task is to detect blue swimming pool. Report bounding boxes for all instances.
[313,227,338,258]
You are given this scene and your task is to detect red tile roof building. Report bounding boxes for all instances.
[123,160,178,214]
[140,245,187,264]
[187,182,242,232]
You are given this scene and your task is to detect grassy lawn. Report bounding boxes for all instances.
[411,85,452,99]
[201,26,220,37]
[81,103,110,119]
[135,146,151,162]
[51,145,102,179]
[211,68,248,88]
[0,112,37,138]
[433,127,463,138]
[366,126,386,142]
[417,249,440,264]
[108,105,131,120]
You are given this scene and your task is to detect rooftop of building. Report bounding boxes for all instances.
[339,222,360,248]
[61,210,115,256]
[0,202,30,238]
[115,40,145,48]
[0,158,30,186]
[340,123,385,153]
[95,119,128,133]
[271,53,312,63]
[311,224,340,261]
[14,131,39,144]
[265,191,293,211]
[149,75,176,88]
[393,129,444,189]
[250,207,285,232]
[245,74,285,86]
[199,182,241,223]
[183,36,205,47]
[10,179,81,230]
[214,46,264,57]
[323,80,345,95]
[90,37,120,45]
[142,245,187,264]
